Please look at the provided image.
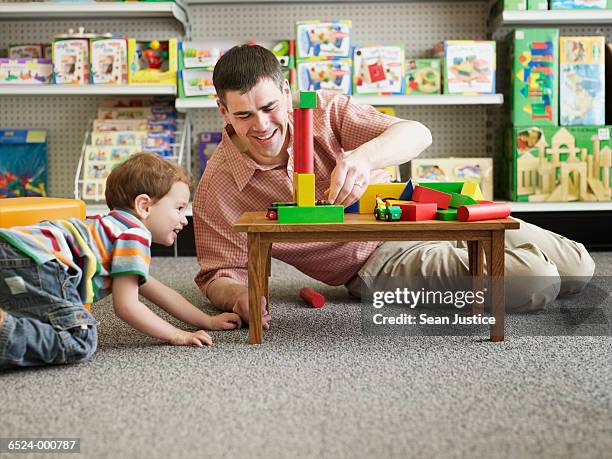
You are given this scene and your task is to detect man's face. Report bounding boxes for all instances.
[218,78,291,165]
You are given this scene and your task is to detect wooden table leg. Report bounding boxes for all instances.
[489,230,505,342]
[263,242,271,313]
[247,233,266,344]
[468,240,484,316]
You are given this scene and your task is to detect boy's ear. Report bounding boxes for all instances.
[134,193,153,219]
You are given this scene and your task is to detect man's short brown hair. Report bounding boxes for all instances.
[105,153,191,210]
[213,44,284,107]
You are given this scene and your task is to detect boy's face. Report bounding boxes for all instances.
[144,181,190,246]
[218,78,291,166]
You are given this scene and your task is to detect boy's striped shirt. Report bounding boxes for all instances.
[0,210,151,305]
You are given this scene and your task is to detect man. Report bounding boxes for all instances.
[193,45,595,327]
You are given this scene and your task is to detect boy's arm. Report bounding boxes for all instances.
[112,274,212,346]
[206,277,270,330]
[138,275,241,330]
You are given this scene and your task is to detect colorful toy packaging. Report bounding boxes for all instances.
[560,36,606,126]
[82,145,140,200]
[498,0,527,10]
[507,29,559,126]
[410,157,494,200]
[52,37,90,84]
[295,20,352,59]
[0,58,52,84]
[90,37,128,84]
[352,45,404,95]
[504,125,612,201]
[128,39,177,85]
[297,59,352,94]
[0,130,48,198]
[198,132,222,176]
[8,44,44,59]
[405,59,441,95]
[550,0,611,8]
[527,0,548,9]
[180,41,225,69]
[443,41,496,95]
[607,44,612,124]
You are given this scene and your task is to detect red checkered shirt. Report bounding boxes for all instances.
[193,91,401,296]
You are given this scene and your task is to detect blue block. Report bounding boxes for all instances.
[399,178,415,201]
[345,201,359,213]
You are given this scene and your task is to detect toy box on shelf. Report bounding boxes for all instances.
[0,130,48,198]
[53,28,92,84]
[128,39,177,85]
[295,20,352,60]
[405,59,441,95]
[508,29,559,126]
[607,44,612,124]
[198,132,221,176]
[76,98,189,202]
[178,40,227,98]
[352,45,404,95]
[90,36,128,84]
[264,39,297,91]
[0,58,52,84]
[527,0,548,10]
[410,157,493,200]
[505,125,612,202]
[560,36,605,126]
[8,44,44,59]
[550,0,612,8]
[443,40,496,95]
[297,58,352,94]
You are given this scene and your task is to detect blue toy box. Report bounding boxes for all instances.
[0,129,48,198]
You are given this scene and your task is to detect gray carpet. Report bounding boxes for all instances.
[2,253,612,459]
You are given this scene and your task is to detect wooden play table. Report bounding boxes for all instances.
[234,212,519,344]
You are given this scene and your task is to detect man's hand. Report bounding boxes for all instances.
[232,290,271,330]
[326,150,392,207]
[206,312,243,330]
[169,329,213,347]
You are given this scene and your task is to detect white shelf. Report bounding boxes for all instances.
[494,9,612,27]
[0,85,176,96]
[508,201,612,212]
[176,94,504,111]
[0,2,188,34]
[352,94,504,106]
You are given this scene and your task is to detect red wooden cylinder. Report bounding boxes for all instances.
[300,287,326,308]
[299,108,314,173]
[458,203,511,222]
[293,108,302,173]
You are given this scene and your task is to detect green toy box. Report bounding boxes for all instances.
[527,0,548,10]
[507,29,559,126]
[405,59,441,95]
[550,0,612,8]
[504,125,612,201]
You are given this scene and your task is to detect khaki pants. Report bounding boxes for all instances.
[346,218,595,312]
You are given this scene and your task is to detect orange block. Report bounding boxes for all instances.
[0,197,85,228]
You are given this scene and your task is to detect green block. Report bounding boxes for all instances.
[436,209,458,221]
[277,205,344,224]
[449,193,478,208]
[418,182,464,194]
[298,91,317,109]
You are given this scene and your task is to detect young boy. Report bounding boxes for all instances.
[0,153,241,369]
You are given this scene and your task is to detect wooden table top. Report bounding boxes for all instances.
[233,212,520,233]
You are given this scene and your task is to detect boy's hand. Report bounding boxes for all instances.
[207,312,242,330]
[169,329,213,347]
[232,291,271,330]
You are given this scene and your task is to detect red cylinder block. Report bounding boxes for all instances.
[299,108,314,173]
[300,287,326,308]
[458,203,511,222]
[293,108,303,173]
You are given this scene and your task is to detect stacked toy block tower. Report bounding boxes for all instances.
[276,91,344,224]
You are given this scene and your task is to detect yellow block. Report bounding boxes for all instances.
[358,183,407,213]
[0,198,86,228]
[293,172,315,207]
[461,181,484,201]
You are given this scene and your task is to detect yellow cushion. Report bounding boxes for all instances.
[0,197,86,228]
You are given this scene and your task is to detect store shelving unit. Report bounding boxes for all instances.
[0,85,177,96]
[0,2,190,35]
[492,9,612,30]
[176,94,504,111]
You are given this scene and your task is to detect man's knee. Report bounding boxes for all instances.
[505,247,561,312]
[558,242,595,296]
